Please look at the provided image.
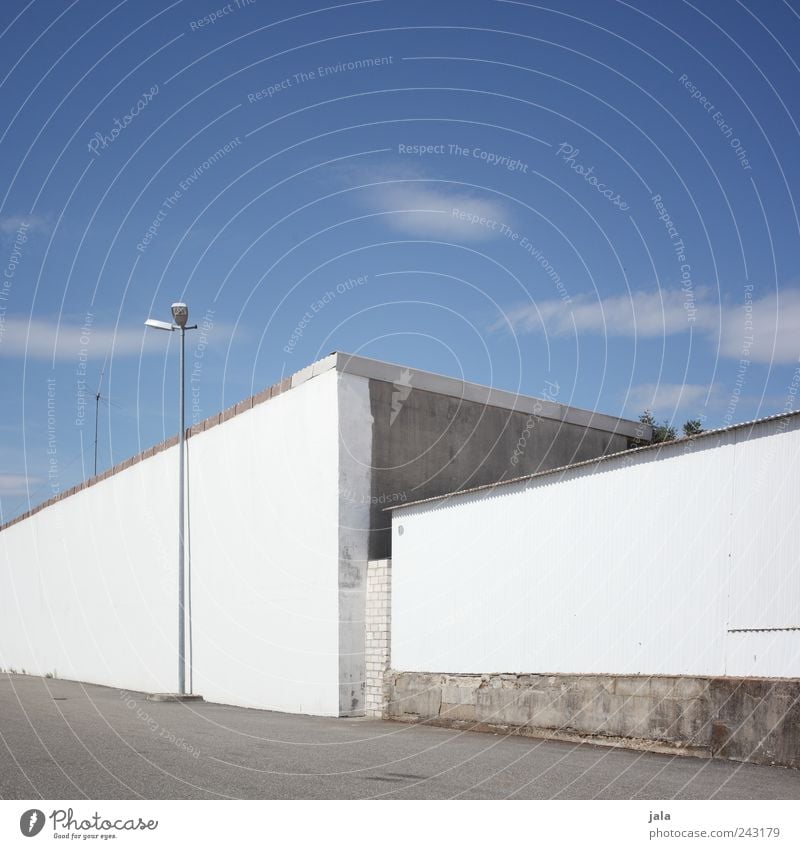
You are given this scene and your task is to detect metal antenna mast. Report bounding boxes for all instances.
[93,363,106,477]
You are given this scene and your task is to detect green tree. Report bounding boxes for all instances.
[682,419,704,437]
[638,409,677,443]
[638,410,656,428]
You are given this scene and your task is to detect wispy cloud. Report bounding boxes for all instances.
[0,214,51,236]
[0,474,38,497]
[500,288,708,337]
[626,382,716,413]
[372,182,509,240]
[0,316,228,361]
[499,286,800,364]
[717,288,800,364]
[346,162,510,241]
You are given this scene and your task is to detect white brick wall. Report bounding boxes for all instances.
[364,559,391,717]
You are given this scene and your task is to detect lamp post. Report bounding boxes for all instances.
[144,303,198,699]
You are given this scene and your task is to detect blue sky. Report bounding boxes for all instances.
[1,0,799,519]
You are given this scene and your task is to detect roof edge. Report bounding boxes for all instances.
[0,349,646,533]
[332,352,645,438]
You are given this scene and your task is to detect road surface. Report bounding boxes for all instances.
[1,674,797,799]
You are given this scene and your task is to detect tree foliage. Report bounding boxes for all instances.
[634,411,705,445]
[638,410,677,443]
[682,419,704,436]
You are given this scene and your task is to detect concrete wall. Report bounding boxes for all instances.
[337,367,635,713]
[364,377,631,560]
[336,374,373,715]
[0,369,342,716]
[390,414,800,679]
[385,671,800,768]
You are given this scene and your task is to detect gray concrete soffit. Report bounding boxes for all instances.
[329,352,643,438]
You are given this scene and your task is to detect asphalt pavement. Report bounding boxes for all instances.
[1,674,798,800]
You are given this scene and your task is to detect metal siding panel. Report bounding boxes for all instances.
[726,631,800,678]
[392,422,800,678]
[728,418,800,631]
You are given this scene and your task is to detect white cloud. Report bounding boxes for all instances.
[500,286,800,364]
[717,288,800,364]
[501,288,709,337]
[0,474,38,497]
[345,161,510,241]
[1,317,174,361]
[626,383,715,413]
[372,182,509,241]
[0,214,51,236]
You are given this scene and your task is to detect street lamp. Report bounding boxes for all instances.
[144,302,198,699]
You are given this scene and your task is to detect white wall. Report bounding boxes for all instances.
[0,369,342,715]
[391,416,800,679]
[0,451,178,694]
[188,369,340,714]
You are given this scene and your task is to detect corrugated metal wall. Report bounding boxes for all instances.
[391,415,800,678]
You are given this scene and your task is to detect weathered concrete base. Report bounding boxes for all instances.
[385,671,800,768]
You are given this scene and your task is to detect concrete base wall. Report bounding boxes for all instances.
[385,671,800,769]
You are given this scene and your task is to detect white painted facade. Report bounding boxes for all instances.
[390,414,800,679]
[0,449,180,696]
[188,370,341,714]
[0,369,342,715]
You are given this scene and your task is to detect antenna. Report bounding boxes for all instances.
[94,364,105,477]
[90,358,121,477]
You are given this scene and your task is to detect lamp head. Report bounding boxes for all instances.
[171,302,189,328]
[144,318,174,331]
